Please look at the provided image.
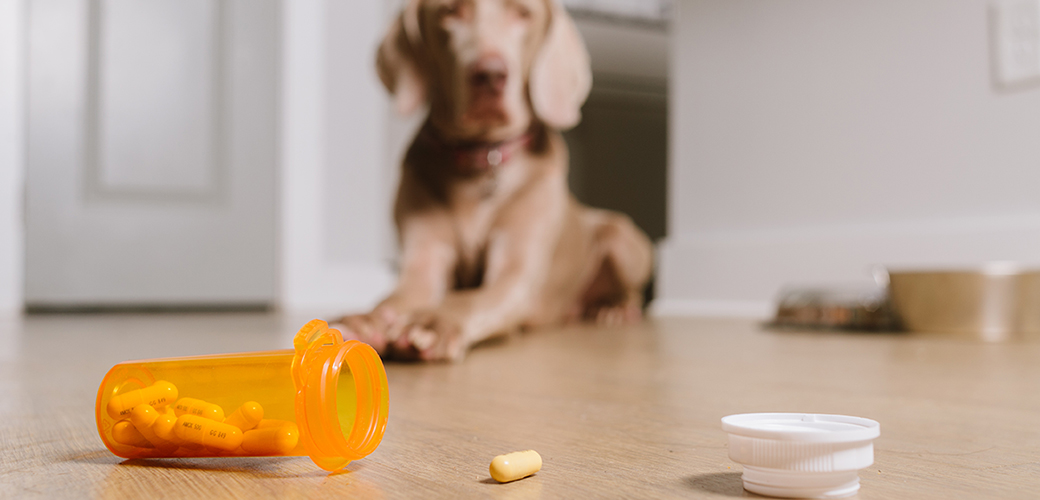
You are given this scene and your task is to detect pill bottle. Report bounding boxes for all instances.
[94,319,388,471]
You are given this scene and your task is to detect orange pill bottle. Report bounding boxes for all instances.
[95,320,388,471]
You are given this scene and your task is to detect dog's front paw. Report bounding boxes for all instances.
[394,308,469,362]
[332,306,400,355]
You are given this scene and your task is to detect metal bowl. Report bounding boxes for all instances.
[887,263,1040,341]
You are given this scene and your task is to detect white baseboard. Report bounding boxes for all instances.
[656,213,1040,309]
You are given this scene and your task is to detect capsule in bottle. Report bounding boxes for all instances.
[129,404,180,453]
[152,411,195,449]
[223,401,264,431]
[173,397,225,421]
[489,450,542,483]
[253,419,288,430]
[241,421,299,455]
[111,420,153,448]
[175,414,243,451]
[106,380,178,420]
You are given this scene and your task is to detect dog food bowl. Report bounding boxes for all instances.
[721,413,880,499]
[887,262,1040,341]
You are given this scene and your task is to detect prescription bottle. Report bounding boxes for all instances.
[94,320,388,471]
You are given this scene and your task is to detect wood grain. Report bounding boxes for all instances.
[1,313,1039,498]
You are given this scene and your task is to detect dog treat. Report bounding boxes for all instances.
[111,420,153,448]
[175,414,243,451]
[489,450,542,483]
[173,397,225,421]
[241,421,300,455]
[106,380,178,420]
[129,404,179,453]
[224,401,264,431]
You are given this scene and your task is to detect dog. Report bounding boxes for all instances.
[336,0,653,361]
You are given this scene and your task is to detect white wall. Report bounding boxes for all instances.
[280,0,395,315]
[0,0,26,315]
[656,0,1040,317]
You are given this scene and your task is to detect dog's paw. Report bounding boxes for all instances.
[586,303,642,327]
[392,308,469,362]
[332,307,399,354]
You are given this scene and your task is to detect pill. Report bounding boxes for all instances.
[175,414,243,451]
[173,398,225,421]
[111,419,153,448]
[253,419,291,430]
[129,404,179,453]
[152,411,196,449]
[106,380,178,420]
[241,421,299,455]
[223,401,264,431]
[489,450,542,483]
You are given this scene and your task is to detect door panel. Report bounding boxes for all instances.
[25,0,278,306]
[95,0,218,194]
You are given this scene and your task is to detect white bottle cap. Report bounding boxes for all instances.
[721,413,881,499]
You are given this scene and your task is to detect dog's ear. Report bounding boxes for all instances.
[376,0,426,116]
[529,1,592,130]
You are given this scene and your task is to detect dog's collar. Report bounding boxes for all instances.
[419,126,534,175]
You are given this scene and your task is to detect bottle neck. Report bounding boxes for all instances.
[292,320,389,471]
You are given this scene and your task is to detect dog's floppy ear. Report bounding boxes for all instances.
[529,0,592,130]
[376,0,426,116]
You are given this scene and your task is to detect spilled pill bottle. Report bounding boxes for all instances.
[94,320,389,471]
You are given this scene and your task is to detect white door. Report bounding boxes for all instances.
[25,0,278,308]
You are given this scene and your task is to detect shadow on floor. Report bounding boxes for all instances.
[684,471,760,497]
[64,450,336,479]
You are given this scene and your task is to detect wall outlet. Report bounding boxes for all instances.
[992,0,1040,87]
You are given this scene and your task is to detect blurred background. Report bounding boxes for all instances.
[1,0,1039,319]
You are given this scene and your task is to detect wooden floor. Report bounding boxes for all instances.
[1,313,1039,499]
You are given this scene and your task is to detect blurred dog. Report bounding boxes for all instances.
[336,0,652,361]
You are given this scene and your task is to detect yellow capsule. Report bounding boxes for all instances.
[490,450,542,483]
[106,380,178,420]
[129,404,179,453]
[253,419,289,430]
[241,421,299,455]
[175,414,243,451]
[223,401,264,431]
[152,412,196,449]
[173,397,225,421]
[111,419,153,448]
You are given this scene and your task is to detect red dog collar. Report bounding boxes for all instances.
[419,127,534,175]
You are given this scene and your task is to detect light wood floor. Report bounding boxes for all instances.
[1,313,1039,499]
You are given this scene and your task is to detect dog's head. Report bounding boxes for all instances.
[377,0,591,141]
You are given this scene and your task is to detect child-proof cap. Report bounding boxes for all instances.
[721,413,880,499]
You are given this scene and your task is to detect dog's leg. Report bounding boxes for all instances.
[579,210,654,325]
[336,212,457,355]
[399,181,569,361]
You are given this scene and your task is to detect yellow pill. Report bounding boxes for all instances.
[106,380,178,420]
[253,419,290,430]
[241,421,299,455]
[175,414,243,451]
[490,450,542,483]
[152,412,196,449]
[173,397,225,421]
[223,401,264,431]
[111,419,153,448]
[129,404,179,453]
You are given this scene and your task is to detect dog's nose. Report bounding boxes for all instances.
[468,56,508,93]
